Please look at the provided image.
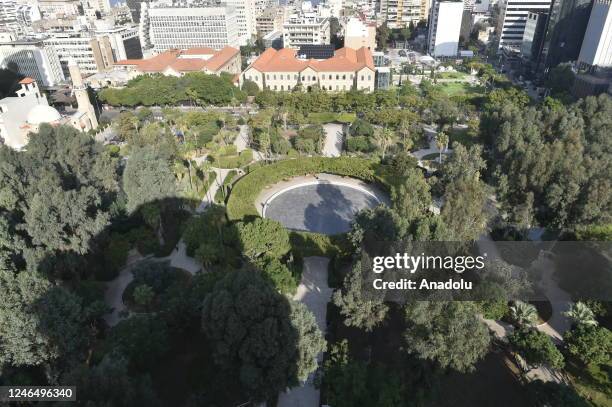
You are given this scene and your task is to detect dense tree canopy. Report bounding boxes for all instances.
[201,270,325,401]
[404,301,490,372]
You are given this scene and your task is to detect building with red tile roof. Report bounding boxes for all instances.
[240,46,375,92]
[114,46,241,78]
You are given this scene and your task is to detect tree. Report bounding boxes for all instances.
[201,270,325,401]
[508,328,564,369]
[397,119,413,150]
[435,131,449,163]
[290,301,327,382]
[376,23,391,50]
[440,144,485,187]
[391,168,431,222]
[510,301,538,327]
[107,315,169,371]
[374,127,396,159]
[430,97,459,130]
[563,302,598,327]
[261,258,297,295]
[333,262,388,331]
[319,340,369,407]
[242,79,260,97]
[526,380,590,407]
[441,177,489,242]
[0,268,87,367]
[349,118,374,138]
[564,325,612,366]
[133,284,154,309]
[62,353,161,406]
[404,301,490,372]
[237,218,290,260]
[122,146,176,213]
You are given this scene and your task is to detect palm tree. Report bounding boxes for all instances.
[374,127,395,160]
[398,119,412,150]
[435,131,449,163]
[510,301,538,327]
[564,302,598,327]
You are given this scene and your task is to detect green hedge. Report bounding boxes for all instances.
[226,157,378,220]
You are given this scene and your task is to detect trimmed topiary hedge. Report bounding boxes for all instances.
[226,157,379,221]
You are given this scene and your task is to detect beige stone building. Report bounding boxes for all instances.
[240,47,375,92]
[256,7,285,37]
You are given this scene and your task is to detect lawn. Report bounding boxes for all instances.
[449,127,482,148]
[435,82,485,97]
[437,71,468,80]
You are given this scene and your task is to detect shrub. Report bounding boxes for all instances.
[509,328,564,369]
[226,157,379,220]
[346,136,374,153]
[99,234,130,281]
[349,118,374,137]
[261,258,298,295]
[564,325,612,366]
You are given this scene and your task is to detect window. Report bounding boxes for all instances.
[336,74,339,79]
[273,74,276,80]
[361,75,364,81]
[343,74,346,79]
[281,85,284,90]
[368,75,371,80]
[302,75,305,80]
[274,85,277,90]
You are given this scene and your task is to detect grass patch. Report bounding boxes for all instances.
[210,149,253,169]
[437,71,468,80]
[566,362,612,407]
[435,82,485,97]
[308,112,356,124]
[421,153,442,161]
[226,157,380,221]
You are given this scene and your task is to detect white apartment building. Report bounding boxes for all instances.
[44,32,115,78]
[283,13,330,48]
[344,17,377,50]
[379,0,430,27]
[227,0,256,44]
[0,35,65,86]
[145,5,240,52]
[428,1,463,57]
[578,0,612,68]
[497,0,553,50]
[326,0,344,18]
[38,0,81,17]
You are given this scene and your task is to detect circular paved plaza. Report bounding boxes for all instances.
[263,181,381,235]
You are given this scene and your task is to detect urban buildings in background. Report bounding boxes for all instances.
[497,0,553,50]
[428,1,463,57]
[282,11,331,48]
[578,0,612,68]
[0,33,65,86]
[345,17,377,50]
[379,0,430,28]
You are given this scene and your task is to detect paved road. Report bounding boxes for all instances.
[322,123,343,157]
[278,257,332,407]
[103,250,142,327]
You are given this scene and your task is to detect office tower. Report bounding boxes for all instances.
[126,0,148,22]
[226,0,257,43]
[146,5,240,52]
[578,0,612,68]
[44,32,115,78]
[428,1,463,57]
[0,35,65,86]
[497,0,553,49]
[537,0,592,69]
[521,11,548,60]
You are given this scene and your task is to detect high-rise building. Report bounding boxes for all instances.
[536,0,592,69]
[44,32,115,78]
[578,0,612,68]
[282,13,330,48]
[126,0,148,23]
[428,1,463,57]
[226,0,257,43]
[94,24,143,61]
[145,5,240,52]
[521,12,548,60]
[497,0,553,50]
[379,0,430,28]
[37,0,81,17]
[0,34,65,86]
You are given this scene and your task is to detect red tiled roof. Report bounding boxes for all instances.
[114,47,239,73]
[248,47,375,73]
[19,77,35,84]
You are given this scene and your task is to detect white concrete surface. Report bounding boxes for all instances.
[322,123,343,157]
[278,257,332,407]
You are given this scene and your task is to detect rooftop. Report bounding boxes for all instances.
[249,47,375,73]
[115,47,239,73]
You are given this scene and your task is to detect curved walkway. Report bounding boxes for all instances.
[322,123,343,157]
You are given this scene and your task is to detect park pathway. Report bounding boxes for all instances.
[322,123,343,157]
[103,249,144,327]
[278,257,332,407]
